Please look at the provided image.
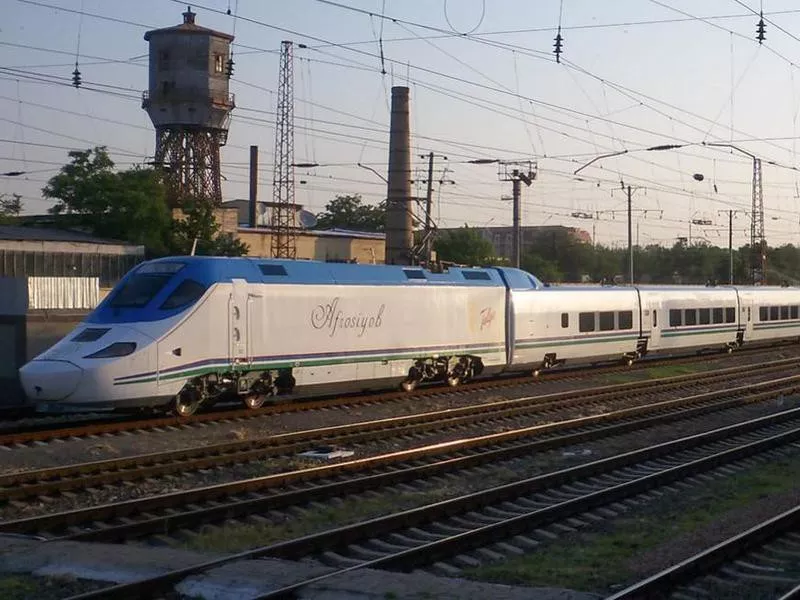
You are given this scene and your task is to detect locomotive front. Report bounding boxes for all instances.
[19,260,208,413]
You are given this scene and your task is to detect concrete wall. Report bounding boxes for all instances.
[0,278,28,406]
[236,228,385,264]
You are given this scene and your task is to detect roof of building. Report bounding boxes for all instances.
[237,227,385,240]
[144,9,234,41]
[0,225,143,248]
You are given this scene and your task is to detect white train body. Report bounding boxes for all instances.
[18,256,800,415]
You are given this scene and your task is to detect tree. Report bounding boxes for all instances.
[0,193,22,224]
[315,194,386,232]
[43,146,172,255]
[433,225,495,266]
[169,200,249,257]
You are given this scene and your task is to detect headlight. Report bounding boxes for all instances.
[84,342,137,359]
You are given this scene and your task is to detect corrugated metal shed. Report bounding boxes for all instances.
[27,277,99,310]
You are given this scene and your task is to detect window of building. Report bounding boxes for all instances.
[599,311,614,331]
[699,308,710,325]
[712,308,723,324]
[684,309,697,326]
[618,310,633,330]
[579,312,595,332]
[561,313,569,328]
[214,54,224,73]
[669,309,681,327]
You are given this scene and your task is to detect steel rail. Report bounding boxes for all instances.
[606,505,800,599]
[63,408,800,600]
[2,361,798,503]
[2,346,794,446]
[6,376,800,520]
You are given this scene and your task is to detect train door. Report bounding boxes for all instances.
[646,295,662,349]
[740,293,754,342]
[229,279,249,367]
[246,291,263,364]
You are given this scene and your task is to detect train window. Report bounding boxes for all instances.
[599,311,614,331]
[462,271,491,281]
[653,310,658,327]
[712,308,723,324]
[403,269,427,280]
[579,312,595,332]
[669,309,681,327]
[770,306,779,321]
[259,264,288,276]
[684,310,697,326]
[726,307,736,323]
[699,308,710,325]
[110,273,174,308]
[781,306,790,320]
[618,311,633,330]
[759,306,768,321]
[160,279,207,310]
[793,306,799,319]
[72,328,110,342]
[561,313,569,328]
[747,307,752,322]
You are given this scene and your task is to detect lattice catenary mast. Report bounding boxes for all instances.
[271,40,297,259]
[751,158,766,284]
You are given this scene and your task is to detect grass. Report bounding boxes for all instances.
[0,576,37,600]
[180,483,463,553]
[467,454,800,593]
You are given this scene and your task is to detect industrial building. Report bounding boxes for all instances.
[0,226,145,287]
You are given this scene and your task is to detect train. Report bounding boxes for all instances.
[18,256,800,416]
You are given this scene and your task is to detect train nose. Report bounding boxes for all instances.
[19,360,83,401]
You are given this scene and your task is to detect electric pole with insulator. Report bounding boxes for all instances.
[271,40,297,259]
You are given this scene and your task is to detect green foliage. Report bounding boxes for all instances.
[315,194,385,232]
[433,225,496,266]
[43,146,172,254]
[43,147,248,258]
[169,200,249,257]
[0,193,22,224]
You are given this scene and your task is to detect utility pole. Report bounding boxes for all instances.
[499,161,537,268]
[717,208,747,285]
[627,185,633,285]
[420,152,448,264]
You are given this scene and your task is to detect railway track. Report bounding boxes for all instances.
[2,345,796,447]
[61,402,800,599]
[1,362,798,507]
[607,504,800,600]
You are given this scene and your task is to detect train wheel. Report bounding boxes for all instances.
[446,375,461,387]
[624,357,634,367]
[243,394,266,410]
[401,378,418,392]
[173,390,201,417]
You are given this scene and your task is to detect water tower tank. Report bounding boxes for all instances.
[142,7,235,206]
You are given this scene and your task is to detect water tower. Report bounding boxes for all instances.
[142,7,234,207]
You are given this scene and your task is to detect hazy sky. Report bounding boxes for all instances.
[4,0,800,249]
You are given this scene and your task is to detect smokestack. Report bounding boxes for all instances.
[385,86,413,265]
[249,145,258,228]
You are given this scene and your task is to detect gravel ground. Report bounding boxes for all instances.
[1,347,796,478]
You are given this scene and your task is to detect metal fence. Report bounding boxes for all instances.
[0,250,141,288]
[27,277,100,310]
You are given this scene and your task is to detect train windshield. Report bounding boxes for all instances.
[109,262,185,309]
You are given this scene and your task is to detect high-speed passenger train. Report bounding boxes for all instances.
[18,256,800,416]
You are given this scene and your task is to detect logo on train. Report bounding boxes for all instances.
[480,307,496,330]
[311,297,386,337]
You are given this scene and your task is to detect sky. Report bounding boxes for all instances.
[4,0,800,250]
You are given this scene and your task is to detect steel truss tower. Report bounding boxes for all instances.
[154,128,227,205]
[271,40,297,259]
